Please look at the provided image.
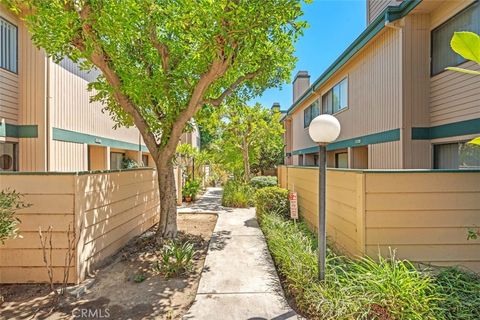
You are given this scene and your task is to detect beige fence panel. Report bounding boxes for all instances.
[279,166,480,272]
[0,168,162,283]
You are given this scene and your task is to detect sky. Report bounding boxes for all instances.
[249,0,367,110]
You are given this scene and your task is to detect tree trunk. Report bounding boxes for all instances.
[155,157,178,239]
[241,138,250,182]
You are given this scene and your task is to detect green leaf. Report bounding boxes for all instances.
[445,66,480,75]
[450,31,480,63]
[468,137,480,146]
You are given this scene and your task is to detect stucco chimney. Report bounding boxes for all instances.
[292,71,310,103]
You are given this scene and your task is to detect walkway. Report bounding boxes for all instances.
[184,188,298,320]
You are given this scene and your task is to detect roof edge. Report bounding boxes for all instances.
[286,0,422,116]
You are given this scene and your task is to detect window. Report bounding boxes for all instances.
[110,152,124,170]
[322,78,348,114]
[335,152,348,168]
[434,142,480,169]
[142,154,149,167]
[298,154,304,166]
[303,100,320,127]
[0,17,18,73]
[431,2,480,76]
[0,142,17,171]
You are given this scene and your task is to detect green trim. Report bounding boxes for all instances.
[286,0,422,116]
[0,123,38,138]
[52,127,148,152]
[291,129,400,155]
[291,146,319,155]
[282,166,480,174]
[327,129,400,150]
[412,118,480,140]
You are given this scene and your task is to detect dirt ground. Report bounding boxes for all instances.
[0,213,217,320]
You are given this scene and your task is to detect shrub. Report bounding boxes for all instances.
[249,176,278,189]
[255,186,289,220]
[434,267,480,320]
[221,180,255,208]
[154,241,196,278]
[0,189,29,244]
[182,179,201,200]
[259,212,444,320]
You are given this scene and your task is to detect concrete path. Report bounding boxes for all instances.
[184,188,298,320]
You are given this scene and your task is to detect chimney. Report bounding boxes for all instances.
[271,102,281,113]
[292,71,310,103]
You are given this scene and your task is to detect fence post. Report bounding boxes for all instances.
[355,172,366,255]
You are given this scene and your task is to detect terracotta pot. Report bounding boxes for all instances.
[185,196,192,202]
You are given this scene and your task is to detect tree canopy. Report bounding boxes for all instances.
[4,0,308,237]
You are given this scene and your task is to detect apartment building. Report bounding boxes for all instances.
[0,5,199,172]
[282,0,480,170]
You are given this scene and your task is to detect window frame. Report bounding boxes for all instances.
[0,142,18,171]
[430,1,480,77]
[303,100,320,128]
[0,15,19,74]
[321,77,349,115]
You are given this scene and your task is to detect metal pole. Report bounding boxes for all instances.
[318,143,327,281]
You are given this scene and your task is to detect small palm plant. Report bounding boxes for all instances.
[153,241,196,278]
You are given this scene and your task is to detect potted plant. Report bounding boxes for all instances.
[182,179,200,202]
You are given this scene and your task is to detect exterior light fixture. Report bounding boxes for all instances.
[308,114,341,281]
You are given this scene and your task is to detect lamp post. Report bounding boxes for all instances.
[308,114,341,281]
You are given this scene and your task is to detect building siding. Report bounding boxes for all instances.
[49,61,142,146]
[429,1,480,129]
[0,68,18,124]
[17,20,48,171]
[50,140,87,172]
[291,27,403,162]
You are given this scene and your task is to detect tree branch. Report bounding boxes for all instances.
[149,29,170,74]
[73,5,159,155]
[205,69,261,107]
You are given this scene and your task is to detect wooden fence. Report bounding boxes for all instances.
[278,165,480,272]
[0,167,182,283]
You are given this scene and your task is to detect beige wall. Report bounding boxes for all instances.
[0,174,77,283]
[75,169,159,279]
[0,168,163,283]
[278,165,480,271]
[49,60,144,146]
[0,68,18,125]
[364,172,480,271]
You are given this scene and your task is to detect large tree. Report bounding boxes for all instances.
[4,0,307,238]
[209,103,284,181]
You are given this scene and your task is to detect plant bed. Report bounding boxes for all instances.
[0,213,217,320]
[258,210,480,320]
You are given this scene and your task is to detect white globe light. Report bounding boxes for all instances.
[308,114,341,144]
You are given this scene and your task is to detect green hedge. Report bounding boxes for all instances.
[249,176,278,189]
[259,211,480,320]
[255,186,289,220]
[221,180,255,208]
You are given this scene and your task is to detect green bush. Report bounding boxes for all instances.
[221,180,255,208]
[255,186,289,220]
[182,179,201,199]
[153,240,196,278]
[0,189,29,244]
[249,176,278,189]
[259,211,462,320]
[434,267,480,320]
